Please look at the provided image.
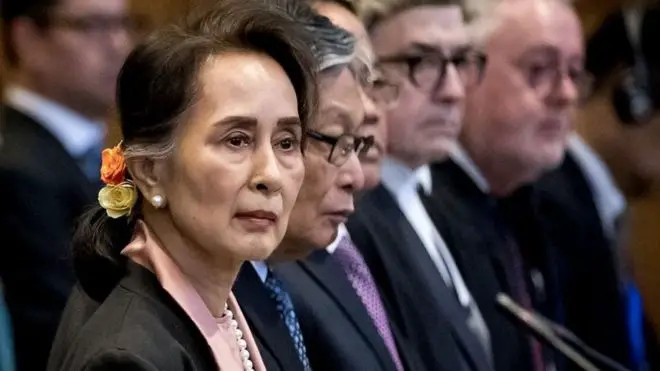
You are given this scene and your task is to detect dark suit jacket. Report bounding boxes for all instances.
[347,185,493,371]
[49,262,218,371]
[47,283,103,371]
[0,106,97,371]
[535,153,636,368]
[275,250,423,371]
[233,264,305,371]
[427,160,552,371]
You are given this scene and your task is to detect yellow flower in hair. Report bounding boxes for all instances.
[98,182,138,219]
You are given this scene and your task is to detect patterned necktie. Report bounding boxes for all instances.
[263,270,312,371]
[495,194,546,371]
[505,234,546,371]
[333,234,405,371]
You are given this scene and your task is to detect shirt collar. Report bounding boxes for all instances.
[120,221,259,368]
[325,224,349,255]
[381,157,432,198]
[121,221,225,339]
[4,84,105,157]
[449,144,490,193]
[567,134,626,234]
[249,261,269,283]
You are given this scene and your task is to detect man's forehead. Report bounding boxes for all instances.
[371,5,468,55]
[490,0,583,59]
[317,70,364,132]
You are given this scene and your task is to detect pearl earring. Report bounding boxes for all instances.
[151,195,165,208]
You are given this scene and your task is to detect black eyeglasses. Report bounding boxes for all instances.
[514,57,594,103]
[377,50,487,92]
[306,131,374,166]
[365,77,400,107]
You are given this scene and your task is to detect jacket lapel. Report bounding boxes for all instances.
[120,262,218,371]
[297,252,398,371]
[369,186,493,371]
[233,264,304,371]
[429,161,512,298]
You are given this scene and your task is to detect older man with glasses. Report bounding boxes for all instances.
[232,2,373,371]
[269,0,430,370]
[342,0,493,371]
[422,0,598,370]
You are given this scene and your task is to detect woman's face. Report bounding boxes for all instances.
[158,52,305,262]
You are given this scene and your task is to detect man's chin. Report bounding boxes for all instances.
[427,148,453,164]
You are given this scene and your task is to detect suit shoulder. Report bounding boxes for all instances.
[1,107,43,159]
[58,286,200,371]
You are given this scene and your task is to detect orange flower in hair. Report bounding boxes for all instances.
[98,142,137,219]
[100,143,127,186]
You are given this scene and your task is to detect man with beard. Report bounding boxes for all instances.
[425,0,634,370]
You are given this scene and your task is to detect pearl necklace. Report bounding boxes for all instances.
[223,304,254,371]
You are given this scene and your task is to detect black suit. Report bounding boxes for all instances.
[49,262,218,371]
[233,264,305,371]
[275,250,422,371]
[347,185,493,371]
[535,152,638,368]
[0,105,97,371]
[47,283,103,371]
[427,159,555,371]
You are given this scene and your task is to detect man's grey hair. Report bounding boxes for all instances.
[357,0,463,30]
[273,0,357,72]
[465,0,574,46]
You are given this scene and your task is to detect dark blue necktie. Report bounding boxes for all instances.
[263,270,312,371]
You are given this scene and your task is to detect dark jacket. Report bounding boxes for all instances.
[49,262,218,371]
[0,105,97,371]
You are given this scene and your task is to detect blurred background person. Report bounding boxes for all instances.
[232,3,366,371]
[570,4,660,200]
[428,0,637,370]
[0,0,138,369]
[49,0,318,369]
[347,0,493,370]
[273,1,425,371]
[537,3,660,370]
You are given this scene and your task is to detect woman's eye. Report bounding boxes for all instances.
[226,135,251,148]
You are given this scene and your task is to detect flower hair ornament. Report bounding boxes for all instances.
[98,142,138,219]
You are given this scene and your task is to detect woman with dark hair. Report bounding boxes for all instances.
[47,0,319,370]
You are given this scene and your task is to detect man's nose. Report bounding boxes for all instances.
[432,64,466,104]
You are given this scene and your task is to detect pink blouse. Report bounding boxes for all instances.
[121,221,266,371]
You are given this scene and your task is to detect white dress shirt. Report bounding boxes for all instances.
[566,134,626,240]
[4,85,105,159]
[451,135,626,239]
[380,157,473,308]
[250,261,270,283]
[381,157,491,360]
[325,223,349,255]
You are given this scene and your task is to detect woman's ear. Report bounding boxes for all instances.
[126,157,167,203]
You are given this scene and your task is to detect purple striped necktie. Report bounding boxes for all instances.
[505,235,545,371]
[333,234,405,371]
